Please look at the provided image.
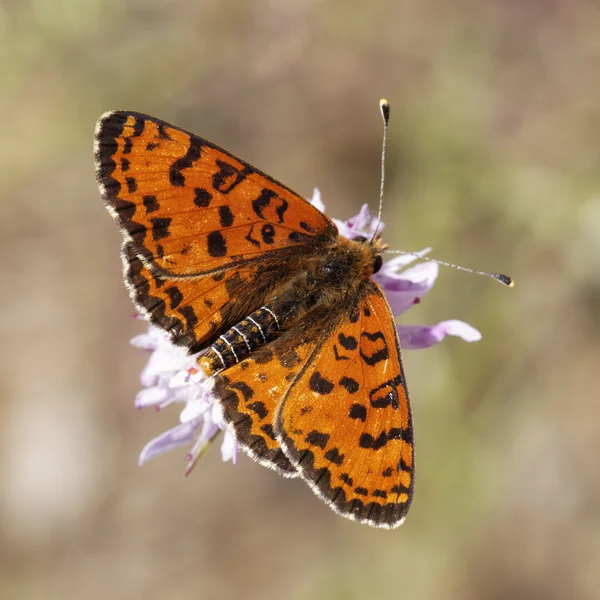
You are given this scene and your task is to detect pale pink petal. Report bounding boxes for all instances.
[334,204,381,240]
[380,248,432,271]
[221,431,238,464]
[398,320,482,350]
[374,262,439,315]
[135,386,168,409]
[138,418,202,465]
[308,187,326,213]
[179,397,209,422]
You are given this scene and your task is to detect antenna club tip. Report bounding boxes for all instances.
[494,273,514,287]
[379,99,390,123]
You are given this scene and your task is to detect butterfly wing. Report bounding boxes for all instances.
[97,112,339,353]
[211,340,321,478]
[276,282,414,528]
[123,241,268,351]
[95,111,336,276]
[212,282,414,527]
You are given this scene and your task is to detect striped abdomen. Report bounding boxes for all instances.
[199,305,282,375]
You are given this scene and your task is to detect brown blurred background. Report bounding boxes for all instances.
[1,1,600,599]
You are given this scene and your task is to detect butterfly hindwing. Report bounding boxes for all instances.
[210,302,339,477]
[275,283,414,528]
[95,111,336,276]
[123,241,275,351]
[211,338,321,478]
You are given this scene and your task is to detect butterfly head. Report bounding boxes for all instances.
[351,235,388,275]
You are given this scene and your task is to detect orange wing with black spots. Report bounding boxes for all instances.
[212,339,320,477]
[275,283,414,528]
[123,241,267,351]
[95,111,336,275]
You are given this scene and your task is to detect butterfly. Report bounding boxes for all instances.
[95,108,414,528]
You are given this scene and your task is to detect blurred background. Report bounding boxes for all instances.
[1,1,600,598]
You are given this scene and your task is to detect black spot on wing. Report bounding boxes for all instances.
[212,161,252,194]
[261,423,277,440]
[248,401,268,419]
[157,124,172,140]
[370,383,399,409]
[218,205,235,227]
[305,430,330,449]
[170,137,203,186]
[150,217,171,241]
[164,286,183,309]
[194,187,213,207]
[359,428,405,450]
[340,473,354,486]
[340,376,359,394]
[252,188,276,219]
[126,177,137,193]
[143,195,159,213]
[360,331,389,366]
[349,403,367,422]
[261,224,275,244]
[324,447,344,466]
[333,345,349,361]
[309,371,335,394]
[178,305,198,332]
[132,118,144,137]
[338,333,358,350]
[230,381,254,401]
[207,231,227,257]
[245,225,261,247]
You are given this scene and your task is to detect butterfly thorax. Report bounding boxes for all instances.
[198,235,384,376]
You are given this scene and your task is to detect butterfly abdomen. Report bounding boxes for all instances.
[200,305,282,375]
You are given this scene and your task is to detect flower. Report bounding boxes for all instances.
[132,189,480,472]
[131,323,237,474]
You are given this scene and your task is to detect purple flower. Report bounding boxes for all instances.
[132,189,480,471]
[131,323,237,474]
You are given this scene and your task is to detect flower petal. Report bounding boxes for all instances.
[221,431,238,464]
[179,395,209,422]
[398,320,482,350]
[308,187,326,213]
[374,261,439,315]
[334,204,382,240]
[138,417,202,465]
[134,385,168,409]
[380,248,432,271]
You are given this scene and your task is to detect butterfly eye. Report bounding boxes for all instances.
[373,254,383,274]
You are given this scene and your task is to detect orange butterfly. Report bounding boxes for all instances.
[95,107,416,528]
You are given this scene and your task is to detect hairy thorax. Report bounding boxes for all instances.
[199,235,387,375]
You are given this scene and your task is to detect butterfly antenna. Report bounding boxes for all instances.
[370,98,390,243]
[383,249,514,287]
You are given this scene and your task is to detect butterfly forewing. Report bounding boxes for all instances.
[95,111,336,276]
